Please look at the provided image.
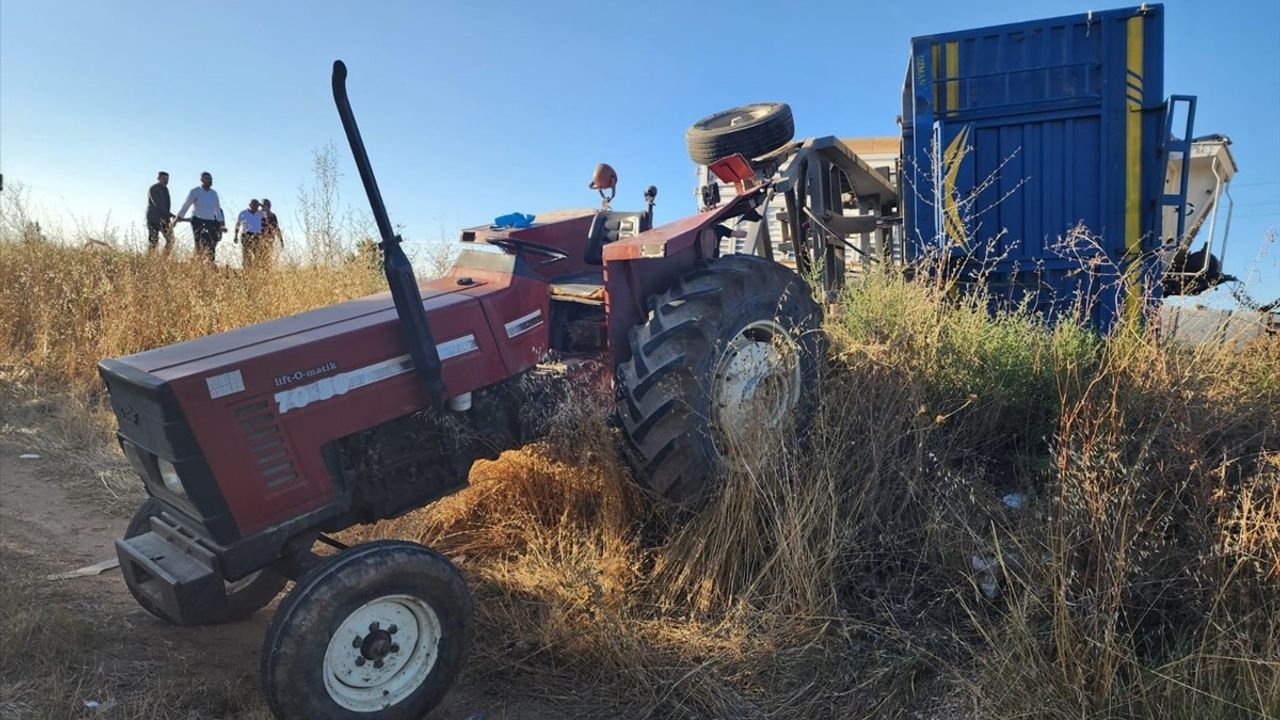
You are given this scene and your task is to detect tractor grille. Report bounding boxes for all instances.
[234,400,298,489]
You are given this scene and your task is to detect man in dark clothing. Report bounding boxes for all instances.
[145,171,174,255]
[261,198,283,250]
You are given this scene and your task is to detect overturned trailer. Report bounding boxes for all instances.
[690,3,1236,331]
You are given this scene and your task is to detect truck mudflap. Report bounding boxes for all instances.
[115,513,228,626]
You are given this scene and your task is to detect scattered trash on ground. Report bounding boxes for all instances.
[46,558,119,581]
[969,552,1024,600]
[19,453,40,460]
[1001,492,1027,510]
[969,555,1001,599]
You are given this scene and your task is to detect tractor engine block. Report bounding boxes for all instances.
[325,371,564,523]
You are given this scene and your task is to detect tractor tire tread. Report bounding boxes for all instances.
[261,540,473,720]
[685,103,795,166]
[616,254,823,507]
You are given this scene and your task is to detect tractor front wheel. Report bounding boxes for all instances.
[616,254,824,509]
[123,498,287,626]
[260,540,473,720]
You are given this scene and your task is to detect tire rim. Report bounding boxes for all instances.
[711,319,802,470]
[322,593,441,712]
[704,105,772,131]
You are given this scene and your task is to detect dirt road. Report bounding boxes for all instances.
[0,420,568,720]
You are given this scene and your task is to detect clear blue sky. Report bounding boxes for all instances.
[2,0,1277,301]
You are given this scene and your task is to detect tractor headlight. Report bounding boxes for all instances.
[156,458,186,497]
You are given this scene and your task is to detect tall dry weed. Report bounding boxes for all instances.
[0,238,383,391]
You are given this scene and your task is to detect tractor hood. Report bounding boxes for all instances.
[100,254,549,419]
[114,284,471,381]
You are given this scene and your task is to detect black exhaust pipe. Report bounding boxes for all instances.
[331,60,445,407]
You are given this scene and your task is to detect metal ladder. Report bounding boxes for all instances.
[1160,95,1197,247]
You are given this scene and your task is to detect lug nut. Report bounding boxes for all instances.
[373,659,384,669]
[369,621,380,632]
[390,644,400,653]
[355,657,366,667]
[388,624,398,635]
[352,636,362,648]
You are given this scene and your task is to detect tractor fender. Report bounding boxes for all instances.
[600,188,768,370]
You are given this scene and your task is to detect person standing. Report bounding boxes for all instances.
[174,171,225,262]
[235,199,268,269]
[260,198,283,251]
[145,171,175,255]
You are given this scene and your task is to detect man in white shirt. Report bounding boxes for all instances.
[235,198,269,269]
[174,171,226,262]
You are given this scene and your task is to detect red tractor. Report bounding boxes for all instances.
[104,62,831,719]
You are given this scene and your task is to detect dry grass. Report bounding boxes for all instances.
[353,275,1279,718]
[0,547,267,720]
[2,232,1278,719]
[0,238,383,391]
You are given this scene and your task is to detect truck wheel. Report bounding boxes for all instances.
[617,254,824,509]
[123,498,287,626]
[685,102,794,166]
[261,540,473,720]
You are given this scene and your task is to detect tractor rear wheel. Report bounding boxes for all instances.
[260,540,473,720]
[616,254,824,509]
[685,102,794,166]
[123,498,287,626]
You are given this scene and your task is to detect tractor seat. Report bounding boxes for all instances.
[550,270,606,305]
[584,211,647,265]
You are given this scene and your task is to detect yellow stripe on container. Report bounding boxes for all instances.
[941,126,971,249]
[1123,16,1144,325]
[946,41,959,113]
[931,43,940,111]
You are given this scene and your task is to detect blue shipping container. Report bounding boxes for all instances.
[902,4,1175,330]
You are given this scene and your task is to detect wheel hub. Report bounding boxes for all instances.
[322,594,441,711]
[707,105,771,131]
[361,629,394,661]
[711,319,802,469]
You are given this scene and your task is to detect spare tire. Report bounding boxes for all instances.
[685,102,794,166]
